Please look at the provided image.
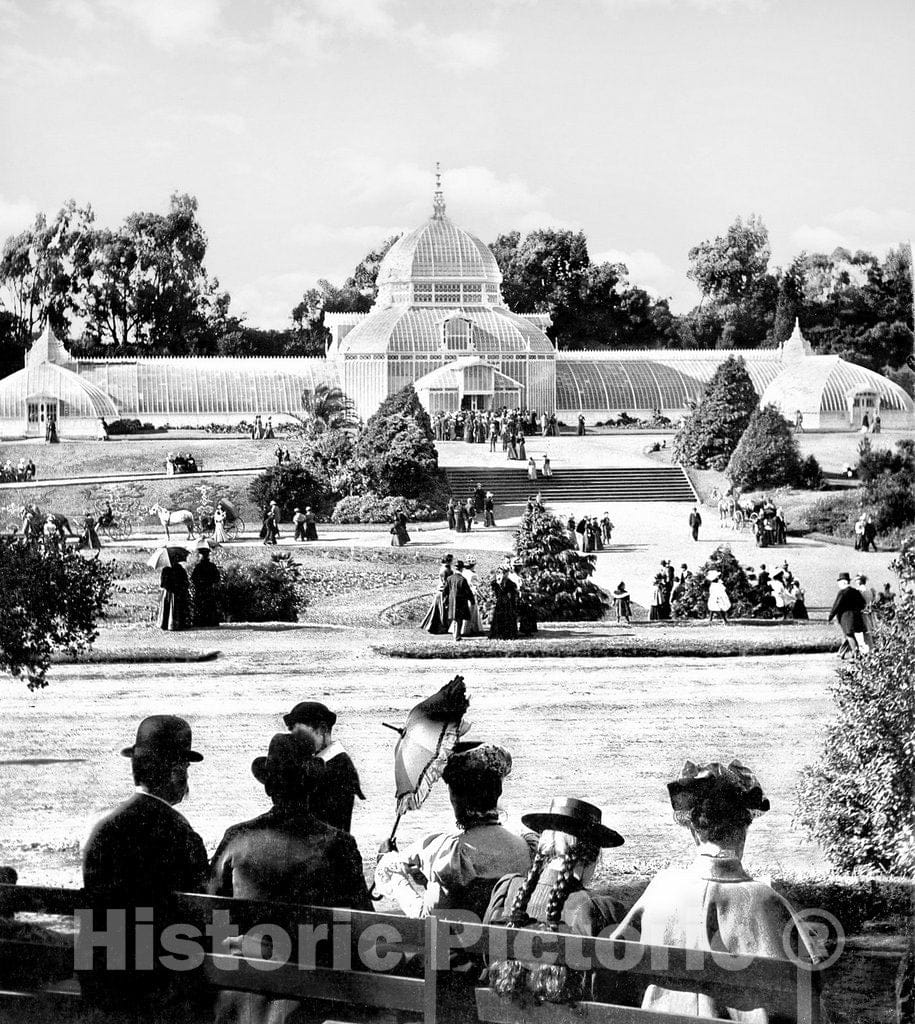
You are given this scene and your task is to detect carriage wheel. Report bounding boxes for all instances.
[110,520,132,541]
[224,519,240,541]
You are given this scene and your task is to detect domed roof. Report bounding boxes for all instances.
[377,214,502,288]
[0,358,119,420]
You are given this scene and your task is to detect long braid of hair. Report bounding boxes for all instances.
[489,852,547,1000]
[544,848,578,931]
[508,851,547,927]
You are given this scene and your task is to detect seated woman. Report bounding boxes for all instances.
[486,798,624,1005]
[611,760,820,1021]
[374,744,532,919]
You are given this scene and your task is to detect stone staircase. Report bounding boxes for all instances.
[445,465,698,504]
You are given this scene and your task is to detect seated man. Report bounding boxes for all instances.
[81,716,209,1021]
[209,733,371,1024]
[375,744,532,919]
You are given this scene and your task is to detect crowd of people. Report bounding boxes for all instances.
[165,452,200,475]
[0,457,36,482]
[714,493,790,546]
[62,705,822,1022]
[432,407,559,445]
[273,445,292,466]
[249,414,276,440]
[566,511,614,551]
[447,485,497,531]
[422,554,524,641]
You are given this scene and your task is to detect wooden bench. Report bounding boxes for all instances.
[0,884,825,1024]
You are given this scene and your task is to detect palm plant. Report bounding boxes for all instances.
[297,384,357,434]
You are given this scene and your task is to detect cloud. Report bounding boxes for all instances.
[50,0,98,30]
[0,196,38,241]
[791,207,914,256]
[290,223,401,250]
[594,246,700,312]
[159,109,248,135]
[599,0,770,9]
[0,40,119,81]
[101,0,222,48]
[402,24,501,69]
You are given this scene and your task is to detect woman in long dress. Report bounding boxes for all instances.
[446,499,456,531]
[542,455,552,478]
[707,571,731,625]
[518,437,527,461]
[190,546,221,627]
[455,502,467,533]
[507,433,519,461]
[462,562,482,636]
[488,568,519,640]
[611,760,820,1021]
[790,580,809,620]
[421,556,453,634]
[390,510,410,547]
[158,560,190,631]
[527,457,538,482]
[213,505,229,544]
[649,574,666,621]
[304,508,319,541]
[78,511,102,552]
[611,582,631,625]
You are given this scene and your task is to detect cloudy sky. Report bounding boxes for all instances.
[1,0,912,328]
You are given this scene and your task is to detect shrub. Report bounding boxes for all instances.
[727,405,804,490]
[673,356,759,470]
[105,418,160,435]
[858,439,915,534]
[476,500,606,628]
[797,454,824,490]
[796,534,915,874]
[672,545,754,619]
[218,554,304,622]
[368,384,433,441]
[353,411,443,501]
[330,495,441,524]
[0,542,114,688]
[248,464,331,519]
[803,493,861,538]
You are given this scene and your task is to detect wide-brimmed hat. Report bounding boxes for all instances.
[121,715,203,762]
[442,743,512,786]
[523,797,624,848]
[251,733,324,789]
[667,759,769,818]
[283,701,336,731]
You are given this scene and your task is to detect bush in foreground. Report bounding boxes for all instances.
[218,554,303,622]
[0,542,114,688]
[796,535,915,874]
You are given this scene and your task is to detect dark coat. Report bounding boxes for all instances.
[310,750,365,833]
[81,793,209,1013]
[190,558,221,627]
[446,571,475,621]
[828,586,867,635]
[158,565,190,631]
[209,805,370,910]
[488,578,518,640]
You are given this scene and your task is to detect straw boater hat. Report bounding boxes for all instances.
[522,797,624,848]
[667,760,770,821]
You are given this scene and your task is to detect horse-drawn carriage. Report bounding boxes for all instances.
[198,499,244,542]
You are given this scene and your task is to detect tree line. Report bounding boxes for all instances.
[1,197,912,391]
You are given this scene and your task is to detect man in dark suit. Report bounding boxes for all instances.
[446,559,476,641]
[688,507,702,541]
[828,572,869,659]
[81,716,208,1021]
[283,701,365,833]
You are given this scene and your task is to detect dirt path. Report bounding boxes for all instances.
[0,627,834,888]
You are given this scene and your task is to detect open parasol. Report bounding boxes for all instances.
[146,546,191,570]
[381,674,472,847]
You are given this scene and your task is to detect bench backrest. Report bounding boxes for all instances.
[429,918,822,1024]
[0,885,823,1024]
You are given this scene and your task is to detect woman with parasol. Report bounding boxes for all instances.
[148,546,191,631]
[374,742,531,919]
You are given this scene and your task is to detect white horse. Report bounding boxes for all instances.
[149,504,195,540]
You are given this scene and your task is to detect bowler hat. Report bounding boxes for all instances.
[121,715,203,762]
[523,797,624,848]
[283,701,336,730]
[251,733,324,789]
[836,572,851,582]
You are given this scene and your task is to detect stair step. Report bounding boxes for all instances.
[444,465,697,503]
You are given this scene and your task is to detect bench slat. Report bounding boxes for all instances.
[202,955,426,1012]
[475,989,724,1024]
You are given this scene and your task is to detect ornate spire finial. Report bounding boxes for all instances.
[432,161,446,219]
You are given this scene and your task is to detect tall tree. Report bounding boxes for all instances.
[673,355,759,470]
[688,215,771,306]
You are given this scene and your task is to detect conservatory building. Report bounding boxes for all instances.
[0,184,912,438]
